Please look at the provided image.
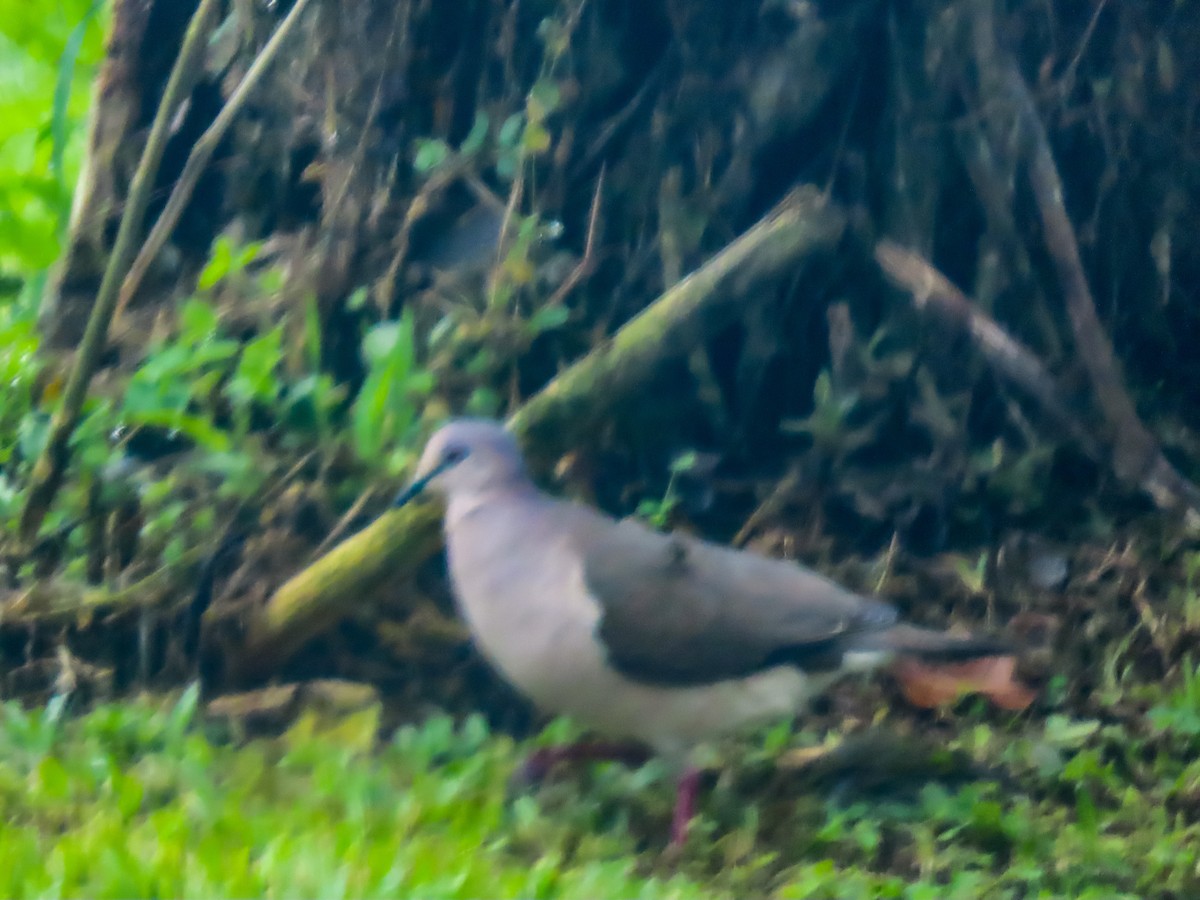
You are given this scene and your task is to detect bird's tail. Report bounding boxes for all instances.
[854,624,1015,660]
[852,625,1035,711]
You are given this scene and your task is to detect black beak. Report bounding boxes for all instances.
[393,459,453,509]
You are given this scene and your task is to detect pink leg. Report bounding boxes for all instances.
[669,766,702,849]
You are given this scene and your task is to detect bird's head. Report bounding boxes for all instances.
[394,418,527,507]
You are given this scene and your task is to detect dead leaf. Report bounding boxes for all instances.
[891,655,1036,711]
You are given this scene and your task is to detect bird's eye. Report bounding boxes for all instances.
[442,444,469,465]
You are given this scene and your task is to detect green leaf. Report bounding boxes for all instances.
[347,286,369,311]
[460,110,490,156]
[413,138,451,174]
[228,325,284,408]
[121,409,231,452]
[1044,715,1102,749]
[521,121,551,154]
[527,304,569,334]
[352,308,428,463]
[526,79,561,123]
[669,450,699,474]
[197,238,233,290]
[362,321,400,365]
[498,113,525,148]
[303,294,323,371]
[233,240,263,270]
[167,683,201,739]
[35,755,70,800]
[353,371,388,460]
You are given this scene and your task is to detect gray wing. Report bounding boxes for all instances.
[578,515,898,686]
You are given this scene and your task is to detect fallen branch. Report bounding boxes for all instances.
[509,187,846,456]
[969,0,1200,515]
[233,186,847,678]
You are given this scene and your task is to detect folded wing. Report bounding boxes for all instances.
[578,514,898,686]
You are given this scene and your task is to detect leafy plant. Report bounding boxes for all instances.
[636,450,699,530]
[226,325,284,438]
[0,303,43,466]
[352,307,434,474]
[282,295,344,441]
[120,299,240,451]
[1169,550,1200,630]
[781,370,868,456]
[0,699,716,900]
[196,235,263,291]
[1148,656,1200,743]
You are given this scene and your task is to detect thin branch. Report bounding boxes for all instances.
[115,0,318,325]
[875,240,1097,458]
[544,165,605,308]
[1,545,211,628]
[487,158,527,306]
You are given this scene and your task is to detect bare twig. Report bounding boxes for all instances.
[731,467,803,549]
[1058,0,1109,97]
[487,158,527,305]
[310,486,383,560]
[544,165,605,308]
[376,156,475,310]
[1,545,211,628]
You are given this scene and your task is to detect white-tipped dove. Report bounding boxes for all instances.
[396,419,1020,846]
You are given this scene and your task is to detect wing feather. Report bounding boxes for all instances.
[578,514,897,685]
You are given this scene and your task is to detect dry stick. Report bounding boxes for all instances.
[874,240,1099,458]
[310,486,385,560]
[971,3,1200,515]
[17,0,222,546]
[544,165,605,309]
[115,0,318,326]
[233,186,847,678]
[19,0,318,546]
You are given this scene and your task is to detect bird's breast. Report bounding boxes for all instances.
[445,501,607,705]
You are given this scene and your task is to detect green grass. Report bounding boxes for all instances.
[1,691,1198,899]
[0,0,105,275]
[0,694,705,899]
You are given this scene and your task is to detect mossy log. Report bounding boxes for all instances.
[233,186,847,678]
